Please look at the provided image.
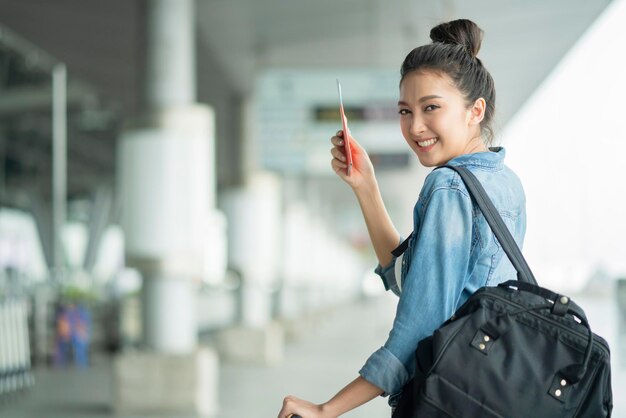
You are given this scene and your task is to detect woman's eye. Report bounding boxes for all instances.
[398,109,411,115]
[424,104,439,112]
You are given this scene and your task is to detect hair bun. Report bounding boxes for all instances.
[430,19,483,58]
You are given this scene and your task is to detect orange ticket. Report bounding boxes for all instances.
[336,79,353,176]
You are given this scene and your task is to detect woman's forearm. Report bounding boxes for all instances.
[322,376,384,417]
[354,180,400,267]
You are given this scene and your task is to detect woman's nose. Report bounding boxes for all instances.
[409,115,426,136]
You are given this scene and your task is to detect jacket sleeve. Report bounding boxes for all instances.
[359,187,473,396]
[374,236,404,297]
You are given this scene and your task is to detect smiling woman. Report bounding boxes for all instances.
[397,71,487,167]
[279,19,528,418]
[400,18,497,145]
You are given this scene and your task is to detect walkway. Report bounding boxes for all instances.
[1,292,623,417]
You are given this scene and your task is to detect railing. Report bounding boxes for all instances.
[0,298,34,397]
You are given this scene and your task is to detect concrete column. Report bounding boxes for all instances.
[146,0,195,108]
[120,107,214,353]
[115,1,222,415]
[120,0,218,354]
[215,96,285,364]
[51,64,67,278]
[217,174,286,364]
[221,173,282,328]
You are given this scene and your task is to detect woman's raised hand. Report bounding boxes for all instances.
[330,130,375,190]
[277,395,333,418]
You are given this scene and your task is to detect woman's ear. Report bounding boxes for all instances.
[467,98,486,126]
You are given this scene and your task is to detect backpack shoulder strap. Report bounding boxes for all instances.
[436,165,537,285]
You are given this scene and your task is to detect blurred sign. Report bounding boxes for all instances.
[313,105,398,123]
[255,70,408,175]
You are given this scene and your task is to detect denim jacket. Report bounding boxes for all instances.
[358,147,526,405]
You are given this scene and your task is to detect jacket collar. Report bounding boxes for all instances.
[443,147,505,170]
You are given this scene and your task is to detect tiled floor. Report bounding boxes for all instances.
[1,292,624,417]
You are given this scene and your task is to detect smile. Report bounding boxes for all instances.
[417,137,438,147]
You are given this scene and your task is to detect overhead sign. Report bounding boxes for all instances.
[255,70,409,175]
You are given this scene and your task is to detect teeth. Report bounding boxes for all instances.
[418,137,438,147]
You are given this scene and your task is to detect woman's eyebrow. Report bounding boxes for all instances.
[397,95,443,106]
[418,95,443,102]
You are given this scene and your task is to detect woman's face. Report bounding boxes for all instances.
[398,70,486,167]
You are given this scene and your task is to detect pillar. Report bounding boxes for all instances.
[115,1,222,415]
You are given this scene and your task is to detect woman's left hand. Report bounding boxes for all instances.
[277,395,332,418]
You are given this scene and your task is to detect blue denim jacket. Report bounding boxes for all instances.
[358,147,526,405]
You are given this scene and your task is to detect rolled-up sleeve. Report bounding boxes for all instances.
[359,187,473,396]
[374,236,404,296]
[374,259,395,291]
[359,346,408,396]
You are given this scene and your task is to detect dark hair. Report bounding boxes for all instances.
[400,19,496,145]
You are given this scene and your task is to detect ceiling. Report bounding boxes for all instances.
[196,0,612,123]
[0,0,614,206]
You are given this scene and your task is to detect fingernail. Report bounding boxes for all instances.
[339,140,344,145]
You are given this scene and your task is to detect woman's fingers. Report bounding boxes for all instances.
[331,129,345,145]
[331,136,344,147]
[331,157,347,170]
[279,395,321,418]
[279,396,302,418]
[330,147,346,162]
[330,129,359,181]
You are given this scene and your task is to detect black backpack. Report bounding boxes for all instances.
[392,165,612,418]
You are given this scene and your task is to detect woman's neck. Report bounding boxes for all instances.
[464,135,488,154]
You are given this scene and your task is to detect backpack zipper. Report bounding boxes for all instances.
[476,291,611,356]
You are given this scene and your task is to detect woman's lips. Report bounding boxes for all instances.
[416,137,438,152]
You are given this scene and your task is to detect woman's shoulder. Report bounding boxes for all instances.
[419,162,525,205]
[419,162,525,218]
[415,168,472,216]
[420,166,470,200]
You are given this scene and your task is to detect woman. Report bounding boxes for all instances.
[278,18,526,418]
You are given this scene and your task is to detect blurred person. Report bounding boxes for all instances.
[68,302,91,368]
[53,302,91,367]
[53,304,72,366]
[279,19,526,418]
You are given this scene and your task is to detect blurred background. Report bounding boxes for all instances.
[0,0,624,417]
